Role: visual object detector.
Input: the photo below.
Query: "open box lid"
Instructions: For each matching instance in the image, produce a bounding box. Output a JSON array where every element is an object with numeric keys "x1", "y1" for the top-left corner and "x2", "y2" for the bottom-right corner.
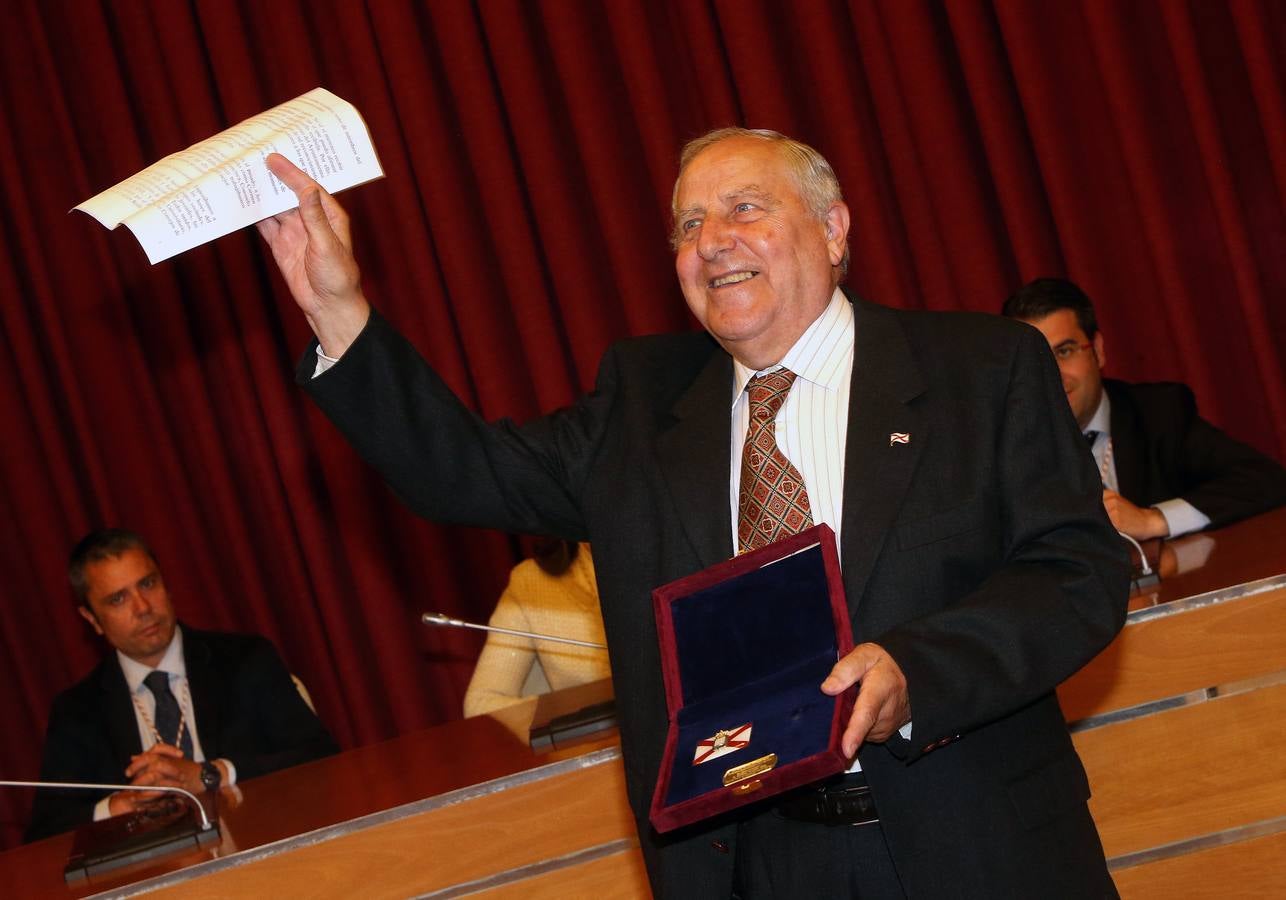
[{"x1": 653, "y1": 525, "x2": 850, "y2": 715}]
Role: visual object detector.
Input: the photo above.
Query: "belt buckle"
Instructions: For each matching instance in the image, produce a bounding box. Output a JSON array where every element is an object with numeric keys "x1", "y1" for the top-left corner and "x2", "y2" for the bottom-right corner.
[
  {"x1": 775, "y1": 780, "x2": 879, "y2": 826},
  {"x1": 824, "y1": 782, "x2": 878, "y2": 827}
]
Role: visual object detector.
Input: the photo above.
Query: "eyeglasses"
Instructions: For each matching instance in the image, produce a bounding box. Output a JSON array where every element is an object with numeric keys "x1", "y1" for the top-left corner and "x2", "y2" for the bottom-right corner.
[{"x1": 1051, "y1": 342, "x2": 1094, "y2": 364}]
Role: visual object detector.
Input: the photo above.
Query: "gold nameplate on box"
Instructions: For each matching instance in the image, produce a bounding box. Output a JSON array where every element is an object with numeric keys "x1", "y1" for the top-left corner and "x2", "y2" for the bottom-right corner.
[{"x1": 723, "y1": 752, "x2": 778, "y2": 787}]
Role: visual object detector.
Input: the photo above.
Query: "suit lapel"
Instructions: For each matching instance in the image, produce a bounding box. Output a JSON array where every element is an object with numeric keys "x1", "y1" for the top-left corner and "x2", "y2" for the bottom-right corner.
[
  {"x1": 840, "y1": 301, "x2": 927, "y2": 625},
  {"x1": 656, "y1": 350, "x2": 735, "y2": 570},
  {"x1": 1105, "y1": 381, "x2": 1146, "y2": 503},
  {"x1": 182, "y1": 627, "x2": 222, "y2": 758},
  {"x1": 99, "y1": 658, "x2": 142, "y2": 773}
]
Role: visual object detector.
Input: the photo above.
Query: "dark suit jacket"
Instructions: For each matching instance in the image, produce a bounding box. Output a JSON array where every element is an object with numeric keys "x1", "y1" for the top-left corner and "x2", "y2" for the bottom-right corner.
[
  {"x1": 26, "y1": 626, "x2": 338, "y2": 842},
  {"x1": 1106, "y1": 379, "x2": 1286, "y2": 528},
  {"x1": 300, "y1": 298, "x2": 1129, "y2": 898}
]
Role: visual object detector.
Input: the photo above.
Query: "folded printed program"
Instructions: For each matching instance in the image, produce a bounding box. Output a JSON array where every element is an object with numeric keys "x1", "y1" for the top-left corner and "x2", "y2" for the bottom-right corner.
[{"x1": 74, "y1": 87, "x2": 383, "y2": 264}]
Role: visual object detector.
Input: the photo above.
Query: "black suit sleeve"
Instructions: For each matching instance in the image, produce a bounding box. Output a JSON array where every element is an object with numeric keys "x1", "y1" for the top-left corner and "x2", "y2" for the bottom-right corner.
[
  {"x1": 297, "y1": 308, "x2": 607, "y2": 540},
  {"x1": 1158, "y1": 385, "x2": 1286, "y2": 528},
  {"x1": 25, "y1": 690, "x2": 122, "y2": 842},
  {"x1": 202, "y1": 635, "x2": 338, "y2": 782},
  {"x1": 876, "y1": 324, "x2": 1130, "y2": 757}
]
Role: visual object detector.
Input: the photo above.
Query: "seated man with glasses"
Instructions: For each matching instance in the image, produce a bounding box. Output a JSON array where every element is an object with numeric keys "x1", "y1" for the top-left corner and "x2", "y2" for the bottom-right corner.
[{"x1": 1003, "y1": 277, "x2": 1286, "y2": 540}]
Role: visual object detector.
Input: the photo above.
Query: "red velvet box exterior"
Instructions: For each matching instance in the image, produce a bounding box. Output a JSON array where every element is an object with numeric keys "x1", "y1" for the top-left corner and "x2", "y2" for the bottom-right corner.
[{"x1": 649, "y1": 525, "x2": 856, "y2": 833}]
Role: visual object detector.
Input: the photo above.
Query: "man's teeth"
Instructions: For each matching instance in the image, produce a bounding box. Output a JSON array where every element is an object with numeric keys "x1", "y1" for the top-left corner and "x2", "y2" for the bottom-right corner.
[{"x1": 711, "y1": 271, "x2": 756, "y2": 288}]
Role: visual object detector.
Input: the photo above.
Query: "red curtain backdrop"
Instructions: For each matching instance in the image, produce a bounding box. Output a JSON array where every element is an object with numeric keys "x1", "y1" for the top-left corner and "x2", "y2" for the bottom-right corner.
[{"x1": 2, "y1": 0, "x2": 1283, "y2": 847}]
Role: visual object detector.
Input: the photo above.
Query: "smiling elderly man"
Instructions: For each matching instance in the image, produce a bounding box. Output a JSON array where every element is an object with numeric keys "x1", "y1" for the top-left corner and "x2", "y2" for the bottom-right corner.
[
  {"x1": 26, "y1": 529, "x2": 337, "y2": 842},
  {"x1": 258, "y1": 128, "x2": 1128, "y2": 898}
]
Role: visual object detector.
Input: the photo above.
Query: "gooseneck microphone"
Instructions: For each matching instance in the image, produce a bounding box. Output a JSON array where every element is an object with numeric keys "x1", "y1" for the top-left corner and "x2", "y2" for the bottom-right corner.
[
  {"x1": 1116, "y1": 530, "x2": 1154, "y2": 577},
  {"x1": 0, "y1": 780, "x2": 215, "y2": 832},
  {"x1": 421, "y1": 611, "x2": 607, "y2": 649}
]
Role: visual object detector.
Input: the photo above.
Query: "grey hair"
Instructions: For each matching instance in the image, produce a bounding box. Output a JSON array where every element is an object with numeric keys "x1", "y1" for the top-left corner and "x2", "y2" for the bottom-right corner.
[{"x1": 670, "y1": 127, "x2": 849, "y2": 279}]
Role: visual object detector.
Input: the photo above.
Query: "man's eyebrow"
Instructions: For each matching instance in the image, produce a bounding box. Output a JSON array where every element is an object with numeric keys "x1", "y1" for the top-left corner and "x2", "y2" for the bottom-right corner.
[
  {"x1": 722, "y1": 185, "x2": 772, "y2": 204},
  {"x1": 675, "y1": 186, "x2": 776, "y2": 221},
  {"x1": 1052, "y1": 338, "x2": 1080, "y2": 348}
]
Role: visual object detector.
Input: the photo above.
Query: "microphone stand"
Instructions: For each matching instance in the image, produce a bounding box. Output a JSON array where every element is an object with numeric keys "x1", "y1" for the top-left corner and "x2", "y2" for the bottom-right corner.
[
  {"x1": 0, "y1": 780, "x2": 216, "y2": 832},
  {"x1": 421, "y1": 611, "x2": 607, "y2": 649}
]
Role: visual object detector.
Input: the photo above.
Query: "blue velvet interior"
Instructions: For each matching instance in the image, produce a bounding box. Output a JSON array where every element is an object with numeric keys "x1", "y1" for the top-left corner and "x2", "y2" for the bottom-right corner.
[{"x1": 664, "y1": 545, "x2": 838, "y2": 806}]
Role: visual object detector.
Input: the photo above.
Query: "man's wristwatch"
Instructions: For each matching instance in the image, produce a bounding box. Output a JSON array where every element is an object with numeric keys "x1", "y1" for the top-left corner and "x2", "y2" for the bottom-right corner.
[{"x1": 199, "y1": 761, "x2": 222, "y2": 792}]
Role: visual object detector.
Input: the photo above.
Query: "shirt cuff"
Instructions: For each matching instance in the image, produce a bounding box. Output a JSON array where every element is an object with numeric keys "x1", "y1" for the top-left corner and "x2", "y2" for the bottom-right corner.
[
  {"x1": 313, "y1": 344, "x2": 340, "y2": 378},
  {"x1": 843, "y1": 721, "x2": 913, "y2": 774},
  {"x1": 93, "y1": 794, "x2": 113, "y2": 821},
  {"x1": 1153, "y1": 498, "x2": 1210, "y2": 539},
  {"x1": 218, "y1": 758, "x2": 238, "y2": 786}
]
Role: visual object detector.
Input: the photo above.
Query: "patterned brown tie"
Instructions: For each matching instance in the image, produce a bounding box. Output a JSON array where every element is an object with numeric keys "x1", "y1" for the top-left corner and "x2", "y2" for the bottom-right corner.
[{"x1": 737, "y1": 369, "x2": 813, "y2": 553}]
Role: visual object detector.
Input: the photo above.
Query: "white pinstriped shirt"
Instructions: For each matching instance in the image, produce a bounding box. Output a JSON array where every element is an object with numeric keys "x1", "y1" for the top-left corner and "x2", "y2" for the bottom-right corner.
[
  {"x1": 729, "y1": 288, "x2": 853, "y2": 556},
  {"x1": 730, "y1": 290, "x2": 910, "y2": 762}
]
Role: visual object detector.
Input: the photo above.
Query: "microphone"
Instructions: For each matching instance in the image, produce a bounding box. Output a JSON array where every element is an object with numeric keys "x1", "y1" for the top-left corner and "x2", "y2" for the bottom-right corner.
[
  {"x1": 0, "y1": 780, "x2": 216, "y2": 832},
  {"x1": 421, "y1": 611, "x2": 607, "y2": 649},
  {"x1": 1116, "y1": 530, "x2": 1154, "y2": 577}
]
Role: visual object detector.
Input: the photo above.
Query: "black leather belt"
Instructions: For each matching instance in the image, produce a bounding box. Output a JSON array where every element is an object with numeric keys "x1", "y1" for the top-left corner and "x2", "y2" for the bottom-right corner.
[{"x1": 774, "y1": 773, "x2": 879, "y2": 826}]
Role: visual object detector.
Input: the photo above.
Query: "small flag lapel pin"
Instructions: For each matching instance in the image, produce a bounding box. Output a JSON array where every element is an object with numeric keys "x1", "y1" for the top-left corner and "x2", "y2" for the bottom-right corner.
[{"x1": 889, "y1": 432, "x2": 910, "y2": 445}]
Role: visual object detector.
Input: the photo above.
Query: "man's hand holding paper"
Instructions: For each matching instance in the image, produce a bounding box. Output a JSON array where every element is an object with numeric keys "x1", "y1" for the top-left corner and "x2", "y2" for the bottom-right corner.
[{"x1": 257, "y1": 153, "x2": 369, "y2": 359}]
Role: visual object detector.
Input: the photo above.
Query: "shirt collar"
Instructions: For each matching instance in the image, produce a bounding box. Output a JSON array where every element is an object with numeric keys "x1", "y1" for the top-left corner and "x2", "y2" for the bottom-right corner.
[
  {"x1": 117, "y1": 625, "x2": 187, "y2": 695},
  {"x1": 1084, "y1": 389, "x2": 1111, "y2": 437},
  {"x1": 731, "y1": 287, "x2": 853, "y2": 407}
]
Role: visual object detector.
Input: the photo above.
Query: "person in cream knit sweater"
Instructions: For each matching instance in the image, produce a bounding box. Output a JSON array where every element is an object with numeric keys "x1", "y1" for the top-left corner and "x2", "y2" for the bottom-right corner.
[{"x1": 463, "y1": 541, "x2": 609, "y2": 717}]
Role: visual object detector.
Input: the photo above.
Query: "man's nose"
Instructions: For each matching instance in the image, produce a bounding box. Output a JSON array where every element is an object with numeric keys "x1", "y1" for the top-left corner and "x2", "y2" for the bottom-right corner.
[
  {"x1": 697, "y1": 217, "x2": 734, "y2": 260},
  {"x1": 129, "y1": 589, "x2": 151, "y2": 615}
]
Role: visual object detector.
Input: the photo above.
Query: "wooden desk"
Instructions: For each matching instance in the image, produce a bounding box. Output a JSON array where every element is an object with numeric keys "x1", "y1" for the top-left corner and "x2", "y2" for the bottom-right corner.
[
  {"x1": 5, "y1": 510, "x2": 1283, "y2": 897},
  {"x1": 0, "y1": 694, "x2": 645, "y2": 899},
  {"x1": 1061, "y1": 508, "x2": 1286, "y2": 896},
  {"x1": 1127, "y1": 505, "x2": 1286, "y2": 612}
]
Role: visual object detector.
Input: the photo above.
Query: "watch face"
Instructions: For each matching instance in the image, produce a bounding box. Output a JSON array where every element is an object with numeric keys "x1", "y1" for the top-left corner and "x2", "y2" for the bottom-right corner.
[{"x1": 201, "y1": 762, "x2": 220, "y2": 790}]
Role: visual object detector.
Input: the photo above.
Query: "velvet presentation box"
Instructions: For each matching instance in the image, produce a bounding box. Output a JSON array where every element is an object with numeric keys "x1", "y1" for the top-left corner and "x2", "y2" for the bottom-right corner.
[{"x1": 649, "y1": 525, "x2": 856, "y2": 833}]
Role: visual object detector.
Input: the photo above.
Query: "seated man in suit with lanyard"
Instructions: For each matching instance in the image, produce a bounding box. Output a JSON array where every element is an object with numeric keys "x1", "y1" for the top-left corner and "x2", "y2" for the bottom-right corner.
[
  {"x1": 1003, "y1": 277, "x2": 1286, "y2": 540},
  {"x1": 26, "y1": 528, "x2": 338, "y2": 842}
]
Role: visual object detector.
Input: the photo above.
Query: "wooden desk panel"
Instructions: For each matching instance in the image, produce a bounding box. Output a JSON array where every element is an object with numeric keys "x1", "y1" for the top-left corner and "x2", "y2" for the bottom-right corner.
[
  {"x1": 1060, "y1": 585, "x2": 1286, "y2": 722},
  {"x1": 143, "y1": 751, "x2": 638, "y2": 899},
  {"x1": 478, "y1": 847, "x2": 650, "y2": 899},
  {"x1": 1076, "y1": 681, "x2": 1286, "y2": 859},
  {"x1": 1113, "y1": 828, "x2": 1286, "y2": 899}
]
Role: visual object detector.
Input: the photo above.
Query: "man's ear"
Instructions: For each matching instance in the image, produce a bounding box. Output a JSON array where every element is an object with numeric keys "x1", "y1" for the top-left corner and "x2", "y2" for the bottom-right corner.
[
  {"x1": 78, "y1": 604, "x2": 104, "y2": 636},
  {"x1": 1092, "y1": 332, "x2": 1107, "y2": 370},
  {"x1": 824, "y1": 202, "x2": 850, "y2": 266}
]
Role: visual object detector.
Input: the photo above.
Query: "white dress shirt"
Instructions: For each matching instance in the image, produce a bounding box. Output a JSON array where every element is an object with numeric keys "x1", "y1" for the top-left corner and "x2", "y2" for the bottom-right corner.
[
  {"x1": 729, "y1": 288, "x2": 853, "y2": 554},
  {"x1": 1084, "y1": 393, "x2": 1209, "y2": 538},
  {"x1": 728, "y1": 289, "x2": 910, "y2": 766}
]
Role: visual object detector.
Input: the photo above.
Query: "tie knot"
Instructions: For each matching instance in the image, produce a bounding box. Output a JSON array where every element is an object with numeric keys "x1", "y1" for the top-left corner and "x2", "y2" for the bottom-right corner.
[
  {"x1": 144, "y1": 670, "x2": 172, "y2": 698},
  {"x1": 747, "y1": 369, "x2": 798, "y2": 423}
]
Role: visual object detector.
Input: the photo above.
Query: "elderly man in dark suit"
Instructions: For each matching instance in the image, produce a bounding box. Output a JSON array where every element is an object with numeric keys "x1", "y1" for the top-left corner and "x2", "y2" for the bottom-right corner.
[
  {"x1": 1003, "y1": 277, "x2": 1286, "y2": 541},
  {"x1": 26, "y1": 529, "x2": 338, "y2": 842},
  {"x1": 258, "y1": 129, "x2": 1128, "y2": 898}
]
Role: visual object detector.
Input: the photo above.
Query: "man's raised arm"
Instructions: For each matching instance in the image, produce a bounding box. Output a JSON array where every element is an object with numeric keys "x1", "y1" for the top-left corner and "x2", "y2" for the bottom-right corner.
[{"x1": 257, "y1": 153, "x2": 370, "y2": 359}]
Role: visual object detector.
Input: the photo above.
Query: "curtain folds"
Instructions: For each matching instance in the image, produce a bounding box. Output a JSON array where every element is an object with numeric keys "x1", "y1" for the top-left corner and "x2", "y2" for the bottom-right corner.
[{"x1": 2, "y1": 0, "x2": 1283, "y2": 847}]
